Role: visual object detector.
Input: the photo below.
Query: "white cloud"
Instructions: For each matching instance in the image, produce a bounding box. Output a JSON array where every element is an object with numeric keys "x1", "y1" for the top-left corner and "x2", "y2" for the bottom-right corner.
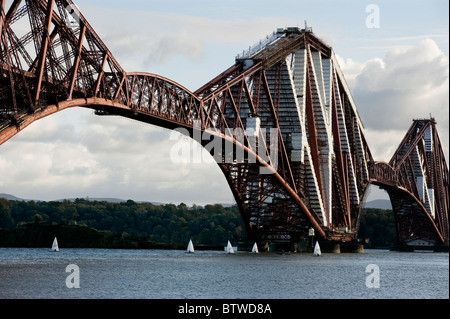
[
  {"x1": 341, "y1": 39, "x2": 449, "y2": 162},
  {"x1": 144, "y1": 31, "x2": 205, "y2": 65},
  {"x1": 84, "y1": 4, "x2": 297, "y2": 73},
  {"x1": 335, "y1": 55, "x2": 367, "y2": 88},
  {"x1": 0, "y1": 107, "x2": 233, "y2": 204}
]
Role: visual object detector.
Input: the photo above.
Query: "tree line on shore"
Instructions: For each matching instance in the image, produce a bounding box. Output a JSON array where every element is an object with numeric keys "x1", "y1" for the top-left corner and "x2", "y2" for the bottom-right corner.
[{"x1": 0, "y1": 198, "x2": 395, "y2": 249}]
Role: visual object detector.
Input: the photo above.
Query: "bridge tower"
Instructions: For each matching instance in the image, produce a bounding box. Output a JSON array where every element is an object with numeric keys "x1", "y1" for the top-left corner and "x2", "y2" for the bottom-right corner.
[{"x1": 195, "y1": 27, "x2": 372, "y2": 246}]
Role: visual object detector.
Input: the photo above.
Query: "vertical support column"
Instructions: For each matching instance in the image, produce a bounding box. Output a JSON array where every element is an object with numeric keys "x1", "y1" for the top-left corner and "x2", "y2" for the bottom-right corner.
[
  {"x1": 1, "y1": 0, "x2": 20, "y2": 119},
  {"x1": 34, "y1": 0, "x2": 54, "y2": 106},
  {"x1": 0, "y1": 0, "x2": 5, "y2": 39},
  {"x1": 68, "y1": 23, "x2": 86, "y2": 100},
  {"x1": 305, "y1": 59, "x2": 322, "y2": 195},
  {"x1": 94, "y1": 53, "x2": 108, "y2": 97},
  {"x1": 331, "y1": 81, "x2": 351, "y2": 229}
]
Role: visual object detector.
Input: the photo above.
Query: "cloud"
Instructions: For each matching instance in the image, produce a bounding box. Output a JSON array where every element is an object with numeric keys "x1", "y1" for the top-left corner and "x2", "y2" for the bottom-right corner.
[
  {"x1": 0, "y1": 107, "x2": 233, "y2": 204},
  {"x1": 340, "y1": 39, "x2": 449, "y2": 162},
  {"x1": 144, "y1": 31, "x2": 205, "y2": 65},
  {"x1": 356, "y1": 39, "x2": 448, "y2": 93},
  {"x1": 84, "y1": 4, "x2": 297, "y2": 72}
]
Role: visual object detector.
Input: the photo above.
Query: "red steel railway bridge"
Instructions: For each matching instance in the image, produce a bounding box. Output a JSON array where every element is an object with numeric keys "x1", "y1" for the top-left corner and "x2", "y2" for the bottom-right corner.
[{"x1": 1, "y1": 0, "x2": 448, "y2": 251}]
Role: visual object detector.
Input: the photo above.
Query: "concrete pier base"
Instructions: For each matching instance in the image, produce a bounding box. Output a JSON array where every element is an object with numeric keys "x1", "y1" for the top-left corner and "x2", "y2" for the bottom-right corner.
[
  {"x1": 238, "y1": 240, "x2": 365, "y2": 253},
  {"x1": 320, "y1": 241, "x2": 364, "y2": 253},
  {"x1": 300, "y1": 240, "x2": 364, "y2": 253}
]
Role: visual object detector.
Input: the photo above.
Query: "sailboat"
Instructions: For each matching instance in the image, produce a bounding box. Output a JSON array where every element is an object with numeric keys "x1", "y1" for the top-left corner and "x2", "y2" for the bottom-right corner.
[
  {"x1": 225, "y1": 240, "x2": 235, "y2": 254},
  {"x1": 186, "y1": 239, "x2": 194, "y2": 253},
  {"x1": 313, "y1": 241, "x2": 321, "y2": 256},
  {"x1": 51, "y1": 237, "x2": 59, "y2": 252},
  {"x1": 251, "y1": 242, "x2": 259, "y2": 254}
]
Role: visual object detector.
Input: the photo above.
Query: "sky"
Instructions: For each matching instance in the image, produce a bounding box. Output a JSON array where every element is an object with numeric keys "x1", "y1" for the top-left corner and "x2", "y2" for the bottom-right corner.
[{"x1": 0, "y1": 0, "x2": 448, "y2": 205}]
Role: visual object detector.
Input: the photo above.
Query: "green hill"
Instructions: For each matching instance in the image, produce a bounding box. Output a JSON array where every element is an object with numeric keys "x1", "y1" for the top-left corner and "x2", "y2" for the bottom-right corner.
[{"x1": 0, "y1": 197, "x2": 395, "y2": 249}]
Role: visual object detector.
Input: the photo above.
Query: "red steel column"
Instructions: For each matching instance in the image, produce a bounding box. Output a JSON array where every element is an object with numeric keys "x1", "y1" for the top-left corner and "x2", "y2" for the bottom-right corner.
[
  {"x1": 34, "y1": 0, "x2": 54, "y2": 106},
  {"x1": 68, "y1": 23, "x2": 86, "y2": 99}
]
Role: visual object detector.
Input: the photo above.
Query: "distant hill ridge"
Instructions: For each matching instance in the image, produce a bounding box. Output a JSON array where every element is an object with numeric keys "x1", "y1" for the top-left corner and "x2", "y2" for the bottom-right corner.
[
  {"x1": 0, "y1": 193, "x2": 28, "y2": 201},
  {"x1": 1, "y1": 193, "x2": 391, "y2": 210},
  {"x1": 0, "y1": 193, "x2": 162, "y2": 205},
  {"x1": 363, "y1": 199, "x2": 392, "y2": 210}
]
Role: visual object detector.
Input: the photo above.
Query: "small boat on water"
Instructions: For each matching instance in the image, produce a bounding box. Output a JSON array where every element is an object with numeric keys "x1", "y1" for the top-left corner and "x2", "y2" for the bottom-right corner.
[
  {"x1": 51, "y1": 237, "x2": 59, "y2": 252},
  {"x1": 314, "y1": 241, "x2": 321, "y2": 256},
  {"x1": 251, "y1": 242, "x2": 259, "y2": 254},
  {"x1": 186, "y1": 239, "x2": 194, "y2": 253},
  {"x1": 225, "y1": 240, "x2": 235, "y2": 254}
]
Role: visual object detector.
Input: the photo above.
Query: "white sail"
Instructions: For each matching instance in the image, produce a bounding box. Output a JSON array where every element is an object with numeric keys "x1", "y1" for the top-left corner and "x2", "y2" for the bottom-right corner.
[
  {"x1": 251, "y1": 242, "x2": 259, "y2": 253},
  {"x1": 187, "y1": 239, "x2": 194, "y2": 253},
  {"x1": 226, "y1": 240, "x2": 235, "y2": 254},
  {"x1": 314, "y1": 241, "x2": 321, "y2": 256},
  {"x1": 51, "y1": 237, "x2": 59, "y2": 252}
]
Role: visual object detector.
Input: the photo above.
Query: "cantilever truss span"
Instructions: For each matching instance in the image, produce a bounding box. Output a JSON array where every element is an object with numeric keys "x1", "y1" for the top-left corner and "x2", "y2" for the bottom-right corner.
[
  {"x1": 1, "y1": 0, "x2": 448, "y2": 248},
  {"x1": 370, "y1": 119, "x2": 449, "y2": 249}
]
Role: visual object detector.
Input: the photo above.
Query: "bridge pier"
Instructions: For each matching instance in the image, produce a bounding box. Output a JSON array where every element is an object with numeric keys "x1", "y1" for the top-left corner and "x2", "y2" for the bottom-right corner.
[
  {"x1": 238, "y1": 240, "x2": 365, "y2": 253},
  {"x1": 312, "y1": 240, "x2": 364, "y2": 253}
]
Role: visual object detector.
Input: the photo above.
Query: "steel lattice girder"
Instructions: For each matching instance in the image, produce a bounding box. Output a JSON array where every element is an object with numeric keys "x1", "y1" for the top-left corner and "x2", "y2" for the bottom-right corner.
[{"x1": 371, "y1": 119, "x2": 449, "y2": 246}]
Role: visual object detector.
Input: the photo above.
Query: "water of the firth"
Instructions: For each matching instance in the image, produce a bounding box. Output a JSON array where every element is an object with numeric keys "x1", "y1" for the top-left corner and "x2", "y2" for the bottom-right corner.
[{"x1": 0, "y1": 248, "x2": 448, "y2": 299}]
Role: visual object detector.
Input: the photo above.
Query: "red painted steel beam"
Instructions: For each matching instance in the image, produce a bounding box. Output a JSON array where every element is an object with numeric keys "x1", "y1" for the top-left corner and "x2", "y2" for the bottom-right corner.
[
  {"x1": 94, "y1": 53, "x2": 108, "y2": 97},
  {"x1": 4, "y1": 0, "x2": 21, "y2": 25},
  {"x1": 374, "y1": 182, "x2": 445, "y2": 244},
  {"x1": 127, "y1": 72, "x2": 201, "y2": 102},
  {"x1": 34, "y1": 0, "x2": 54, "y2": 106},
  {"x1": 0, "y1": 0, "x2": 5, "y2": 38},
  {"x1": 431, "y1": 124, "x2": 449, "y2": 242},
  {"x1": 200, "y1": 62, "x2": 262, "y2": 102},
  {"x1": 194, "y1": 64, "x2": 241, "y2": 96},
  {"x1": 68, "y1": 23, "x2": 86, "y2": 99},
  {"x1": 390, "y1": 120, "x2": 431, "y2": 168},
  {"x1": 331, "y1": 80, "x2": 351, "y2": 226},
  {"x1": 304, "y1": 54, "x2": 323, "y2": 197}
]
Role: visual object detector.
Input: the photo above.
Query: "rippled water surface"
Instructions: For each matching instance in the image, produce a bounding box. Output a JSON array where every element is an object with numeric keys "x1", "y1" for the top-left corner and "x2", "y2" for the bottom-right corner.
[{"x1": 0, "y1": 248, "x2": 448, "y2": 299}]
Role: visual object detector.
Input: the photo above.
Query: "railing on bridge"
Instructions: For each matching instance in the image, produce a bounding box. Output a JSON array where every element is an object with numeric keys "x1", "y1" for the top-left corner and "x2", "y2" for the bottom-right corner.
[{"x1": 369, "y1": 162, "x2": 398, "y2": 187}]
